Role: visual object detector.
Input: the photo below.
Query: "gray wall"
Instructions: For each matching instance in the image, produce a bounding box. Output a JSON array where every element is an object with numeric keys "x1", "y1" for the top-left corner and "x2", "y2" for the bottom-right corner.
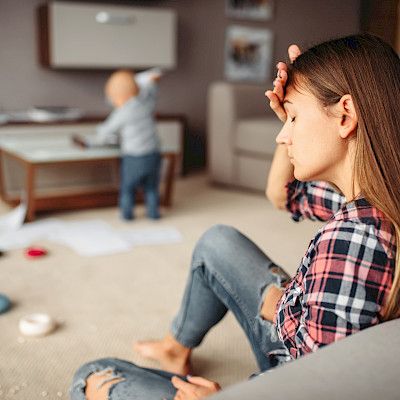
[{"x1": 0, "y1": 0, "x2": 361, "y2": 168}]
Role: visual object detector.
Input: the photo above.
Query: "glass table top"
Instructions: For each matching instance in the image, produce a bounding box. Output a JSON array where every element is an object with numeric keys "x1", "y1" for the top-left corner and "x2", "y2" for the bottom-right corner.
[{"x1": 0, "y1": 135, "x2": 120, "y2": 163}]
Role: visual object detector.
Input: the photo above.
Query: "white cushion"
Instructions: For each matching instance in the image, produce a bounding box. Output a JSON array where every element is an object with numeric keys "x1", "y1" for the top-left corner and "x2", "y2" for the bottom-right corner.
[
  {"x1": 235, "y1": 118, "x2": 282, "y2": 156},
  {"x1": 236, "y1": 155, "x2": 271, "y2": 191}
]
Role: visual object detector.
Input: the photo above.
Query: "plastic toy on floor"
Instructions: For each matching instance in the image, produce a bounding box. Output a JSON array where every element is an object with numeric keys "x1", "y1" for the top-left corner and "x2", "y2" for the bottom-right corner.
[{"x1": 0, "y1": 293, "x2": 11, "y2": 314}]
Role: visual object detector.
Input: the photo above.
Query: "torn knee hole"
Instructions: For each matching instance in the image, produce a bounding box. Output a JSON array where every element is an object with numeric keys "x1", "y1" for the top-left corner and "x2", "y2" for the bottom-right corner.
[{"x1": 85, "y1": 369, "x2": 125, "y2": 400}]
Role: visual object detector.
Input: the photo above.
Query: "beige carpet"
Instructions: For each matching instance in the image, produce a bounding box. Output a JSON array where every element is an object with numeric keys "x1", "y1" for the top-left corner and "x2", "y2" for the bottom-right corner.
[{"x1": 0, "y1": 174, "x2": 321, "y2": 399}]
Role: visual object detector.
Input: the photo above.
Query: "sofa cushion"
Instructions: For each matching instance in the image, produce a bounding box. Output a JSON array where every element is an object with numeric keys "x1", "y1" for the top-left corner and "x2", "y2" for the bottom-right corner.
[
  {"x1": 213, "y1": 318, "x2": 400, "y2": 400},
  {"x1": 236, "y1": 155, "x2": 271, "y2": 191},
  {"x1": 235, "y1": 118, "x2": 282, "y2": 156}
]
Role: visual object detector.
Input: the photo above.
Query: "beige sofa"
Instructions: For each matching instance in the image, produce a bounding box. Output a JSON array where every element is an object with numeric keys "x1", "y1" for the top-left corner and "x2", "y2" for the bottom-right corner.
[
  {"x1": 207, "y1": 81, "x2": 283, "y2": 191},
  {"x1": 212, "y1": 318, "x2": 400, "y2": 400}
]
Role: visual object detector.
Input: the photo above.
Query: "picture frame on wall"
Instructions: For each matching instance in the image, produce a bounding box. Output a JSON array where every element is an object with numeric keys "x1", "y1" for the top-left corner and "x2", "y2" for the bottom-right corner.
[
  {"x1": 226, "y1": 0, "x2": 274, "y2": 21},
  {"x1": 224, "y1": 25, "x2": 273, "y2": 83}
]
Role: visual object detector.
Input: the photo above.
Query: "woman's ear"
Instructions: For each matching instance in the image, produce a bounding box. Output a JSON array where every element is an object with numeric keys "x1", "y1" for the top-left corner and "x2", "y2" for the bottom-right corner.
[{"x1": 337, "y1": 94, "x2": 358, "y2": 139}]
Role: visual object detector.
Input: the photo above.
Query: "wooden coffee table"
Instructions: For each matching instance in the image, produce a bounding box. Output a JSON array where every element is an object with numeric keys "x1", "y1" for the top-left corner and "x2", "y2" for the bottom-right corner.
[{"x1": 0, "y1": 136, "x2": 177, "y2": 221}]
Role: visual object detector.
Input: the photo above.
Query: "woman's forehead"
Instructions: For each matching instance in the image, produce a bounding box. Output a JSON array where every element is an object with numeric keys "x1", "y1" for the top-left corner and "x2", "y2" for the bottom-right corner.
[{"x1": 284, "y1": 85, "x2": 317, "y2": 106}]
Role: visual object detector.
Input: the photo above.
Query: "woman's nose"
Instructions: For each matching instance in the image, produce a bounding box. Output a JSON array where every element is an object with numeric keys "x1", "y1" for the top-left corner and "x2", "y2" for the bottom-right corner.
[{"x1": 275, "y1": 124, "x2": 292, "y2": 145}]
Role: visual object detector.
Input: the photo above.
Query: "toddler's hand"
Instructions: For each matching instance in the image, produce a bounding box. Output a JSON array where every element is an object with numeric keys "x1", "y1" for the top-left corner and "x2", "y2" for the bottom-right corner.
[{"x1": 71, "y1": 134, "x2": 88, "y2": 149}]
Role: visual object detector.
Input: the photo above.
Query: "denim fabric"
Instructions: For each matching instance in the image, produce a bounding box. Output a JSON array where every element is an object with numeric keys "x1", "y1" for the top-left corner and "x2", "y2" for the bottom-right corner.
[
  {"x1": 119, "y1": 152, "x2": 161, "y2": 220},
  {"x1": 171, "y1": 224, "x2": 288, "y2": 371},
  {"x1": 71, "y1": 225, "x2": 289, "y2": 398},
  {"x1": 70, "y1": 358, "x2": 184, "y2": 400}
]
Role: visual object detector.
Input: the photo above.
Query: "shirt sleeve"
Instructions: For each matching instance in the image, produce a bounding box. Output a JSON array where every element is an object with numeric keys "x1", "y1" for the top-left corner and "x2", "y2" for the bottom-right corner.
[
  {"x1": 294, "y1": 221, "x2": 392, "y2": 356},
  {"x1": 135, "y1": 68, "x2": 162, "y2": 86},
  {"x1": 85, "y1": 109, "x2": 123, "y2": 147},
  {"x1": 135, "y1": 68, "x2": 162, "y2": 99},
  {"x1": 285, "y1": 179, "x2": 346, "y2": 222}
]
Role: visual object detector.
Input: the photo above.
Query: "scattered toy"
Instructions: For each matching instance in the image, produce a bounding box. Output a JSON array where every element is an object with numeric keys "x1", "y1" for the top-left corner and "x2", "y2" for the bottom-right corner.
[
  {"x1": 24, "y1": 246, "x2": 48, "y2": 259},
  {"x1": 19, "y1": 313, "x2": 56, "y2": 337},
  {"x1": 0, "y1": 294, "x2": 11, "y2": 314}
]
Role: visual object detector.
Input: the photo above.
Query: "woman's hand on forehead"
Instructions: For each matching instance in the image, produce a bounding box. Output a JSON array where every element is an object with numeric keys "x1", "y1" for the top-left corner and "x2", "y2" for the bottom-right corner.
[
  {"x1": 265, "y1": 44, "x2": 301, "y2": 123},
  {"x1": 273, "y1": 69, "x2": 287, "y2": 103},
  {"x1": 288, "y1": 44, "x2": 301, "y2": 63}
]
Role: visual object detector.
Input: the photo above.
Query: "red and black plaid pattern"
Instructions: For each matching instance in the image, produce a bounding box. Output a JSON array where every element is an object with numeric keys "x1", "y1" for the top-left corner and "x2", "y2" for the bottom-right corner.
[
  {"x1": 273, "y1": 180, "x2": 396, "y2": 361},
  {"x1": 286, "y1": 179, "x2": 345, "y2": 222}
]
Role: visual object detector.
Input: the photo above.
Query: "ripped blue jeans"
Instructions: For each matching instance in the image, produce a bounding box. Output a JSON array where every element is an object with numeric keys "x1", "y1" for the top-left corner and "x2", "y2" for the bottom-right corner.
[
  {"x1": 71, "y1": 358, "x2": 182, "y2": 400},
  {"x1": 70, "y1": 225, "x2": 289, "y2": 399},
  {"x1": 170, "y1": 224, "x2": 288, "y2": 371}
]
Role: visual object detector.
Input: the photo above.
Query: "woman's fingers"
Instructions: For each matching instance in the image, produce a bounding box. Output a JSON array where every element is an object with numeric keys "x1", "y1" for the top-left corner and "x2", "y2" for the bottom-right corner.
[
  {"x1": 265, "y1": 90, "x2": 287, "y2": 123},
  {"x1": 273, "y1": 74, "x2": 286, "y2": 102},
  {"x1": 187, "y1": 376, "x2": 212, "y2": 387},
  {"x1": 171, "y1": 376, "x2": 193, "y2": 391},
  {"x1": 174, "y1": 391, "x2": 184, "y2": 400},
  {"x1": 266, "y1": 44, "x2": 301, "y2": 122},
  {"x1": 288, "y1": 44, "x2": 301, "y2": 63},
  {"x1": 187, "y1": 376, "x2": 220, "y2": 390},
  {"x1": 276, "y1": 61, "x2": 288, "y2": 72},
  {"x1": 279, "y1": 69, "x2": 288, "y2": 86}
]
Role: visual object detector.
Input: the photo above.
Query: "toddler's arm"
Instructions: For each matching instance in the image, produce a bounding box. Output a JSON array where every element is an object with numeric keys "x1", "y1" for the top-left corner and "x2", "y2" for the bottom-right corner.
[
  {"x1": 76, "y1": 110, "x2": 123, "y2": 148},
  {"x1": 135, "y1": 68, "x2": 163, "y2": 87}
]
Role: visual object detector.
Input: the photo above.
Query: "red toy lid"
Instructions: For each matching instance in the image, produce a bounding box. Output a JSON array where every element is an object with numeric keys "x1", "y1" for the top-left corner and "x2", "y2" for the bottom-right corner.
[{"x1": 25, "y1": 247, "x2": 48, "y2": 258}]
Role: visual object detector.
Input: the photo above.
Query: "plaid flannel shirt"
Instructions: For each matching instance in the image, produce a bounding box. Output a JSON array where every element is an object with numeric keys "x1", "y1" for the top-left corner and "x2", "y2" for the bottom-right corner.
[{"x1": 272, "y1": 179, "x2": 396, "y2": 361}]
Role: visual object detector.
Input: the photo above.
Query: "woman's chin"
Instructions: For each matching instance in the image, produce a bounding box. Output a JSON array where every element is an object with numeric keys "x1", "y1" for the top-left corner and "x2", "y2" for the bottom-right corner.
[
  {"x1": 293, "y1": 168, "x2": 315, "y2": 182},
  {"x1": 293, "y1": 168, "x2": 303, "y2": 181}
]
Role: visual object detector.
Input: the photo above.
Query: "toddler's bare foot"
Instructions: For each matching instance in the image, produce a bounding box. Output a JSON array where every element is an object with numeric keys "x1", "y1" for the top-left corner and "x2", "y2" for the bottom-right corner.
[{"x1": 133, "y1": 334, "x2": 192, "y2": 375}]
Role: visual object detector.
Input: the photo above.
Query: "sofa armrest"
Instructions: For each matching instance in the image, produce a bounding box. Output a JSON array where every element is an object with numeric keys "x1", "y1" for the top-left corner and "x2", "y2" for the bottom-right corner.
[
  {"x1": 211, "y1": 319, "x2": 400, "y2": 400},
  {"x1": 229, "y1": 83, "x2": 271, "y2": 120},
  {"x1": 207, "y1": 82, "x2": 271, "y2": 185}
]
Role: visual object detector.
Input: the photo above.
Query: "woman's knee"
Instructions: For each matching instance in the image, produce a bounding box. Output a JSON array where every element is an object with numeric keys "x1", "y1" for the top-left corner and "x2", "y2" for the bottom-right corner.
[
  {"x1": 192, "y1": 224, "x2": 244, "y2": 272},
  {"x1": 195, "y1": 224, "x2": 236, "y2": 252},
  {"x1": 85, "y1": 372, "x2": 124, "y2": 400},
  {"x1": 71, "y1": 359, "x2": 123, "y2": 400}
]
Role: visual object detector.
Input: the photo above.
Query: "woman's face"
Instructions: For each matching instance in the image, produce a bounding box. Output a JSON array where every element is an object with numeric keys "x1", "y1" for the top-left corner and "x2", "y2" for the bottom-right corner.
[{"x1": 276, "y1": 85, "x2": 347, "y2": 182}]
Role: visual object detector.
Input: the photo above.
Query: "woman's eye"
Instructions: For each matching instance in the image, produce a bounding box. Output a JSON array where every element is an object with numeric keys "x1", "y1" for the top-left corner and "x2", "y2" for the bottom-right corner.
[{"x1": 290, "y1": 117, "x2": 296, "y2": 123}]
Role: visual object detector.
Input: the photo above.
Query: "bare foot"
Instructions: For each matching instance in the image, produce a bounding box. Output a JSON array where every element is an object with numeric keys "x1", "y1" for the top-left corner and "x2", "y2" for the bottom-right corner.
[{"x1": 133, "y1": 334, "x2": 192, "y2": 375}]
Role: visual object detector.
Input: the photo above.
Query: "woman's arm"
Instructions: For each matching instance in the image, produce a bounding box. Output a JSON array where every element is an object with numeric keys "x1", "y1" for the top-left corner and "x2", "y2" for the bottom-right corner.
[
  {"x1": 266, "y1": 144, "x2": 294, "y2": 210},
  {"x1": 265, "y1": 49, "x2": 299, "y2": 209}
]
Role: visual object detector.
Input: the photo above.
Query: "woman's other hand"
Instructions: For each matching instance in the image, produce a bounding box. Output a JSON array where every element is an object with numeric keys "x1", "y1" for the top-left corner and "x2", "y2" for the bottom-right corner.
[
  {"x1": 265, "y1": 44, "x2": 301, "y2": 123},
  {"x1": 172, "y1": 375, "x2": 221, "y2": 400},
  {"x1": 260, "y1": 285, "x2": 285, "y2": 322}
]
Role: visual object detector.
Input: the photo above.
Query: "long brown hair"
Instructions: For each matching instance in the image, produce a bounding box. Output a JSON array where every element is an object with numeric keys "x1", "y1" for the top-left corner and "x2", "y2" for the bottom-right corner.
[{"x1": 287, "y1": 34, "x2": 400, "y2": 320}]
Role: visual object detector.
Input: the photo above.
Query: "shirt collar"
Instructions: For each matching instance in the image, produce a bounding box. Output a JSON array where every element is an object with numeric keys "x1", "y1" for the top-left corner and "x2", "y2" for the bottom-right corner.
[{"x1": 334, "y1": 196, "x2": 388, "y2": 222}]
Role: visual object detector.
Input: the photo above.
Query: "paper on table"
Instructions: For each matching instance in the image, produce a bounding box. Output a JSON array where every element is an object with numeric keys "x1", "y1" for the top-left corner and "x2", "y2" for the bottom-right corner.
[
  {"x1": 119, "y1": 227, "x2": 183, "y2": 246},
  {"x1": 50, "y1": 220, "x2": 132, "y2": 257}
]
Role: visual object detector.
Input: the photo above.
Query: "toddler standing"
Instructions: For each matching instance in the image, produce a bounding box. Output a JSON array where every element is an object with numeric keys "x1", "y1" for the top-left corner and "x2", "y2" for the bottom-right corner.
[{"x1": 73, "y1": 69, "x2": 162, "y2": 220}]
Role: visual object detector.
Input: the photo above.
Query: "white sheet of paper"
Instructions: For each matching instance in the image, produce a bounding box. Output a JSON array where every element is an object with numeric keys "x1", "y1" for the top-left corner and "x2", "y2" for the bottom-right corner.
[
  {"x1": 0, "y1": 214, "x2": 182, "y2": 255},
  {"x1": 119, "y1": 227, "x2": 183, "y2": 246},
  {"x1": 50, "y1": 220, "x2": 132, "y2": 257},
  {"x1": 0, "y1": 218, "x2": 61, "y2": 251},
  {"x1": 0, "y1": 202, "x2": 27, "y2": 234}
]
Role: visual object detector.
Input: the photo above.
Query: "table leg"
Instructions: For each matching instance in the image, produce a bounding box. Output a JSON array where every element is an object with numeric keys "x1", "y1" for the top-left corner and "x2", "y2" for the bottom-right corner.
[
  {"x1": 114, "y1": 158, "x2": 121, "y2": 188},
  {"x1": 163, "y1": 153, "x2": 176, "y2": 207},
  {"x1": 25, "y1": 163, "x2": 36, "y2": 222}
]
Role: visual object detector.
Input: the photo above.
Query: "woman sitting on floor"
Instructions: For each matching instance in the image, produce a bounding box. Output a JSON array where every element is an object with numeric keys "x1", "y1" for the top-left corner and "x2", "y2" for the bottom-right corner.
[{"x1": 71, "y1": 33, "x2": 400, "y2": 400}]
